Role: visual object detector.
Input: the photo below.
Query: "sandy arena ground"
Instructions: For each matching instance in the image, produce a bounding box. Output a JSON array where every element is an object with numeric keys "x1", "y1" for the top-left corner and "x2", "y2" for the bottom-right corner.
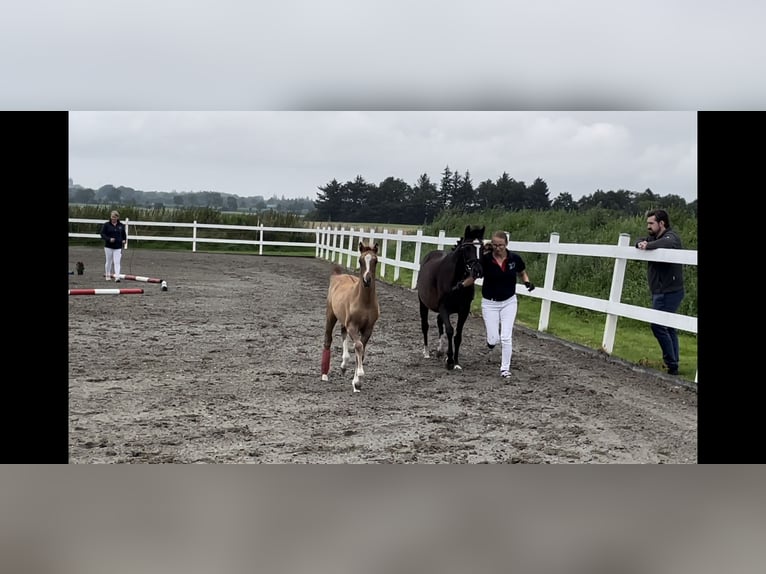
[{"x1": 68, "y1": 246, "x2": 697, "y2": 463}]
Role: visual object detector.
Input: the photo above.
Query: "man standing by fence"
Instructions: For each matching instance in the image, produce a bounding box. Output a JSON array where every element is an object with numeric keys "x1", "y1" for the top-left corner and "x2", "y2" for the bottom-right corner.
[{"x1": 635, "y1": 209, "x2": 685, "y2": 375}]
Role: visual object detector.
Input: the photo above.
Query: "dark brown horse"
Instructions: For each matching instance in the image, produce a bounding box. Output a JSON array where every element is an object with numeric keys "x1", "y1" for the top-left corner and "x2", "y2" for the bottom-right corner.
[
  {"x1": 321, "y1": 242, "x2": 380, "y2": 392},
  {"x1": 416, "y1": 225, "x2": 485, "y2": 370}
]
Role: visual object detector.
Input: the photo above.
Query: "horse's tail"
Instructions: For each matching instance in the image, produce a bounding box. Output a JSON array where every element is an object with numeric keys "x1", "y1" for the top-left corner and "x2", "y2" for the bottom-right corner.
[{"x1": 331, "y1": 264, "x2": 344, "y2": 275}]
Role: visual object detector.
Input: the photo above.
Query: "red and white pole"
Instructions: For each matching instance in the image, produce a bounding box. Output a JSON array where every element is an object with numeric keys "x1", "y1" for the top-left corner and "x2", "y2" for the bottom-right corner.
[
  {"x1": 69, "y1": 288, "x2": 144, "y2": 296},
  {"x1": 111, "y1": 273, "x2": 162, "y2": 284}
]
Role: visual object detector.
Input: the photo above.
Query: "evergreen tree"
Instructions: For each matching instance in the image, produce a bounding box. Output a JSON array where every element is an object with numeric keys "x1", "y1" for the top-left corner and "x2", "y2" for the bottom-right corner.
[
  {"x1": 314, "y1": 178, "x2": 344, "y2": 221},
  {"x1": 525, "y1": 177, "x2": 552, "y2": 210},
  {"x1": 451, "y1": 170, "x2": 477, "y2": 212},
  {"x1": 551, "y1": 191, "x2": 577, "y2": 212},
  {"x1": 475, "y1": 178, "x2": 496, "y2": 210},
  {"x1": 411, "y1": 173, "x2": 439, "y2": 224},
  {"x1": 374, "y1": 176, "x2": 412, "y2": 222},
  {"x1": 344, "y1": 175, "x2": 375, "y2": 221},
  {"x1": 438, "y1": 165, "x2": 454, "y2": 209},
  {"x1": 493, "y1": 172, "x2": 515, "y2": 209}
]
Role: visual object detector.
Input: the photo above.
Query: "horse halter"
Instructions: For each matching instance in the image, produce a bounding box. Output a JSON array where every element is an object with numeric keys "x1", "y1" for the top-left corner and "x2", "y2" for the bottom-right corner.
[{"x1": 458, "y1": 239, "x2": 483, "y2": 279}]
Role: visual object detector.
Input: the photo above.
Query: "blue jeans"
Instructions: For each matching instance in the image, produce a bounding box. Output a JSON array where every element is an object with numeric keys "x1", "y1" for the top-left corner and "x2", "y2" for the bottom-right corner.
[{"x1": 651, "y1": 289, "x2": 684, "y2": 371}]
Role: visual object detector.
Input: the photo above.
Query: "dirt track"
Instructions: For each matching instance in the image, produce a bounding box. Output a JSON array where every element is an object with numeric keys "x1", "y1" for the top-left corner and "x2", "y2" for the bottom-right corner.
[{"x1": 68, "y1": 246, "x2": 697, "y2": 463}]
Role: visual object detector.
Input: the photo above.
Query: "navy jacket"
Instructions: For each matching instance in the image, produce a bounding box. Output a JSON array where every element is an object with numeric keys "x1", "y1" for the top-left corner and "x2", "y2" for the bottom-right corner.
[{"x1": 100, "y1": 220, "x2": 127, "y2": 249}]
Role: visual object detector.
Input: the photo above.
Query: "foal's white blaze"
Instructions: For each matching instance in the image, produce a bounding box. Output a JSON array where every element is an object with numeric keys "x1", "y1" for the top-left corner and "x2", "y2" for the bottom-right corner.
[{"x1": 362, "y1": 252, "x2": 373, "y2": 284}]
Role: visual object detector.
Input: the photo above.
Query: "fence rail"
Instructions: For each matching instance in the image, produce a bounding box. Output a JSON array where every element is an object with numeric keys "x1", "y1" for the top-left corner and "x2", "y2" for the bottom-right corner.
[{"x1": 70, "y1": 218, "x2": 698, "y2": 382}]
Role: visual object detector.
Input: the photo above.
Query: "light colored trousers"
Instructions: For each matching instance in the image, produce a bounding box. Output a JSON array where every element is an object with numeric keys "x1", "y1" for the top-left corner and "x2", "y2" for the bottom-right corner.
[
  {"x1": 104, "y1": 247, "x2": 123, "y2": 278},
  {"x1": 481, "y1": 294, "x2": 518, "y2": 373}
]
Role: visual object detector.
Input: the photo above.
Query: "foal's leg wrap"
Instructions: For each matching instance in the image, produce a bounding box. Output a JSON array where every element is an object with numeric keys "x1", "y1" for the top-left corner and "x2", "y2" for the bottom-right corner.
[{"x1": 321, "y1": 347, "x2": 331, "y2": 380}]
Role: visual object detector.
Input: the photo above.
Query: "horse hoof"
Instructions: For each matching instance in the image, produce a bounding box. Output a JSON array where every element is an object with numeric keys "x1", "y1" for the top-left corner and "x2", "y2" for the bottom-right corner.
[
  {"x1": 321, "y1": 374, "x2": 329, "y2": 382},
  {"x1": 453, "y1": 364, "x2": 463, "y2": 370}
]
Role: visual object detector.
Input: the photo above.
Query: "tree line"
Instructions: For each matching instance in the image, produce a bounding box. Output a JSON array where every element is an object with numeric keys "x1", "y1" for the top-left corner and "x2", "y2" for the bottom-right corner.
[
  {"x1": 69, "y1": 165, "x2": 697, "y2": 224},
  {"x1": 68, "y1": 180, "x2": 314, "y2": 215},
  {"x1": 311, "y1": 166, "x2": 697, "y2": 224}
]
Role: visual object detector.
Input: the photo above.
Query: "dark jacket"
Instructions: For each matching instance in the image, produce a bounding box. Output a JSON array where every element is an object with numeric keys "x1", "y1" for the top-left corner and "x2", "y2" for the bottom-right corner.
[
  {"x1": 636, "y1": 228, "x2": 684, "y2": 294},
  {"x1": 480, "y1": 249, "x2": 526, "y2": 301},
  {"x1": 100, "y1": 220, "x2": 127, "y2": 249}
]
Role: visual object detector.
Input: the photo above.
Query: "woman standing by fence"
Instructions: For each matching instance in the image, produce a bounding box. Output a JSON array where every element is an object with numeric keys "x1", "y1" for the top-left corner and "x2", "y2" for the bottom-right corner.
[{"x1": 100, "y1": 210, "x2": 127, "y2": 281}]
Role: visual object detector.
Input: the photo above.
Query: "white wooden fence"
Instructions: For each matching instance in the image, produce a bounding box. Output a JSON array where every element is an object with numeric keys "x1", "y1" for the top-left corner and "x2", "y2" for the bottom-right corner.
[
  {"x1": 68, "y1": 218, "x2": 316, "y2": 254},
  {"x1": 69, "y1": 218, "x2": 698, "y2": 382}
]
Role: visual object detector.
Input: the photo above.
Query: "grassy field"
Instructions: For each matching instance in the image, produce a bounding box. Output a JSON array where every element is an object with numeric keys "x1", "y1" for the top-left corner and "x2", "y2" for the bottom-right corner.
[{"x1": 509, "y1": 298, "x2": 697, "y2": 381}]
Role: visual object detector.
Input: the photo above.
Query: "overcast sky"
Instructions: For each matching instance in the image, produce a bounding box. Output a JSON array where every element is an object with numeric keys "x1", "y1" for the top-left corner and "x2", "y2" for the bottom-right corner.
[
  {"x1": 3, "y1": 1, "x2": 764, "y2": 111},
  {"x1": 69, "y1": 111, "x2": 697, "y2": 202},
  {"x1": 7, "y1": 2, "x2": 761, "y2": 203}
]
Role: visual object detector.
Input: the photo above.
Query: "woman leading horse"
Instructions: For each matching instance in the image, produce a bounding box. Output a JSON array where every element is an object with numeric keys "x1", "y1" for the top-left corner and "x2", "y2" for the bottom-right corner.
[{"x1": 416, "y1": 225, "x2": 485, "y2": 370}]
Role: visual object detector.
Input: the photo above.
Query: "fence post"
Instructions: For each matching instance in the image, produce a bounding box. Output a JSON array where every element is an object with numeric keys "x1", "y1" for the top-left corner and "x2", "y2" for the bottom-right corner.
[
  {"x1": 436, "y1": 230, "x2": 446, "y2": 251},
  {"x1": 538, "y1": 232, "x2": 559, "y2": 332},
  {"x1": 330, "y1": 227, "x2": 338, "y2": 263},
  {"x1": 124, "y1": 217, "x2": 130, "y2": 250},
  {"x1": 394, "y1": 229, "x2": 404, "y2": 283},
  {"x1": 380, "y1": 228, "x2": 388, "y2": 278},
  {"x1": 315, "y1": 228, "x2": 321, "y2": 259},
  {"x1": 602, "y1": 233, "x2": 631, "y2": 354},
  {"x1": 411, "y1": 229, "x2": 424, "y2": 289},
  {"x1": 258, "y1": 223, "x2": 264, "y2": 255},
  {"x1": 346, "y1": 228, "x2": 355, "y2": 268},
  {"x1": 192, "y1": 220, "x2": 198, "y2": 252}
]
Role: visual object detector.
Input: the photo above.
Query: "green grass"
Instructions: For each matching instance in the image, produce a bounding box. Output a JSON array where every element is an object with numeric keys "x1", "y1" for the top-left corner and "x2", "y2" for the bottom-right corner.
[{"x1": 487, "y1": 297, "x2": 698, "y2": 381}]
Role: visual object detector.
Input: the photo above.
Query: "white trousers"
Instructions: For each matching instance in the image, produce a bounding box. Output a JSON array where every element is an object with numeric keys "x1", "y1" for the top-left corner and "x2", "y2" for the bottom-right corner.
[
  {"x1": 104, "y1": 248, "x2": 123, "y2": 278},
  {"x1": 481, "y1": 295, "x2": 518, "y2": 373}
]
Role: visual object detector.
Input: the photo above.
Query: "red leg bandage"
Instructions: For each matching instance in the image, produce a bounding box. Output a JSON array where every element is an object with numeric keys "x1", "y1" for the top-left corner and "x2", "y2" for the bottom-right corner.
[{"x1": 321, "y1": 348, "x2": 331, "y2": 375}]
